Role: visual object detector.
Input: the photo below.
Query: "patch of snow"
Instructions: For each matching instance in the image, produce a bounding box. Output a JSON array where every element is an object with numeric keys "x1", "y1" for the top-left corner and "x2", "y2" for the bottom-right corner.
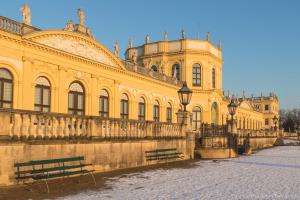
[{"x1": 58, "y1": 146, "x2": 300, "y2": 200}]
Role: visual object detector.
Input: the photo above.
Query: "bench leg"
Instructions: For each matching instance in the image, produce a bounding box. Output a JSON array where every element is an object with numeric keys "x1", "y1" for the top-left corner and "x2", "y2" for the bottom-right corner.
[
  {"x1": 44, "y1": 180, "x2": 50, "y2": 193},
  {"x1": 89, "y1": 172, "x2": 96, "y2": 186}
]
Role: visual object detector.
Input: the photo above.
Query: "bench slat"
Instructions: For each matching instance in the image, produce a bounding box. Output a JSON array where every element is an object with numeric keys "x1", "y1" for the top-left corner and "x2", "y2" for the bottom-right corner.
[
  {"x1": 145, "y1": 152, "x2": 181, "y2": 158},
  {"x1": 147, "y1": 155, "x2": 180, "y2": 161},
  {"x1": 29, "y1": 156, "x2": 84, "y2": 165},
  {"x1": 15, "y1": 164, "x2": 92, "y2": 175},
  {"x1": 145, "y1": 148, "x2": 177, "y2": 153},
  {"x1": 32, "y1": 170, "x2": 93, "y2": 180}
]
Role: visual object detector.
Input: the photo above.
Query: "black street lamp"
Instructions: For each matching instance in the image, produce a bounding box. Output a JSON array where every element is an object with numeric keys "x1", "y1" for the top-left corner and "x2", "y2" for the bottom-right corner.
[
  {"x1": 227, "y1": 97, "x2": 238, "y2": 120},
  {"x1": 178, "y1": 81, "x2": 192, "y2": 111}
]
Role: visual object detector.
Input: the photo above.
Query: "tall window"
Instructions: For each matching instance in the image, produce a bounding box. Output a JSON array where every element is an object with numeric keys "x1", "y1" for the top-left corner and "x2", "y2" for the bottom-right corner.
[
  {"x1": 166, "y1": 103, "x2": 172, "y2": 123},
  {"x1": 68, "y1": 82, "x2": 85, "y2": 115},
  {"x1": 151, "y1": 65, "x2": 158, "y2": 72},
  {"x1": 192, "y1": 64, "x2": 201, "y2": 86},
  {"x1": 192, "y1": 107, "x2": 202, "y2": 131},
  {"x1": 120, "y1": 93, "x2": 129, "y2": 119},
  {"x1": 138, "y1": 97, "x2": 146, "y2": 121},
  {"x1": 153, "y1": 100, "x2": 160, "y2": 122},
  {"x1": 211, "y1": 102, "x2": 219, "y2": 125},
  {"x1": 34, "y1": 77, "x2": 51, "y2": 112},
  {"x1": 212, "y1": 68, "x2": 216, "y2": 88},
  {"x1": 172, "y1": 64, "x2": 180, "y2": 80},
  {"x1": 0, "y1": 68, "x2": 13, "y2": 108},
  {"x1": 99, "y1": 89, "x2": 109, "y2": 117}
]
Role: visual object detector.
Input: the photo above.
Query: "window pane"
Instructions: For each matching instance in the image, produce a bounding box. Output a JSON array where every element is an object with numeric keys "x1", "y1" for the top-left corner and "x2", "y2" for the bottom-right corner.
[
  {"x1": 0, "y1": 83, "x2": 2, "y2": 100},
  {"x1": 3, "y1": 82, "x2": 12, "y2": 101},
  {"x1": 34, "y1": 106, "x2": 41, "y2": 111},
  {"x1": 43, "y1": 107, "x2": 50, "y2": 112},
  {"x1": 43, "y1": 88, "x2": 50, "y2": 105},
  {"x1": 3, "y1": 103, "x2": 11, "y2": 108},
  {"x1": 104, "y1": 99, "x2": 108, "y2": 112},
  {"x1": 77, "y1": 95, "x2": 83, "y2": 109},
  {"x1": 68, "y1": 93, "x2": 74, "y2": 108},
  {"x1": 35, "y1": 87, "x2": 41, "y2": 104}
]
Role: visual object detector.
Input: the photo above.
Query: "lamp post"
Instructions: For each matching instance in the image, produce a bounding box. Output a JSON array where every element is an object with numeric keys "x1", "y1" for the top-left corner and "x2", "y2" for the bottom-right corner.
[
  {"x1": 227, "y1": 97, "x2": 238, "y2": 134},
  {"x1": 178, "y1": 81, "x2": 192, "y2": 112},
  {"x1": 273, "y1": 115, "x2": 278, "y2": 131},
  {"x1": 227, "y1": 97, "x2": 238, "y2": 120}
]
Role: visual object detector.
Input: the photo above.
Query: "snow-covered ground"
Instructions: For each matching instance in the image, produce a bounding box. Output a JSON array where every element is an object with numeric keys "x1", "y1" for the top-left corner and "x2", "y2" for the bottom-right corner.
[{"x1": 59, "y1": 145, "x2": 300, "y2": 200}]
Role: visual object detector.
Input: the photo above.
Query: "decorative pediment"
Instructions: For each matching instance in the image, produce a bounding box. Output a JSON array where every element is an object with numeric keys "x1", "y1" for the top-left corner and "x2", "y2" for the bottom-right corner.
[
  {"x1": 239, "y1": 101, "x2": 253, "y2": 110},
  {"x1": 24, "y1": 31, "x2": 125, "y2": 70}
]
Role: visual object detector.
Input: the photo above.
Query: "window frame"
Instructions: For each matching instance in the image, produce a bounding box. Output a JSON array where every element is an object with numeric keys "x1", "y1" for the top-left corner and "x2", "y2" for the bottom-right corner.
[
  {"x1": 34, "y1": 82, "x2": 51, "y2": 112},
  {"x1": 138, "y1": 97, "x2": 146, "y2": 121},
  {"x1": 0, "y1": 68, "x2": 13, "y2": 109},
  {"x1": 68, "y1": 82, "x2": 85, "y2": 115},
  {"x1": 212, "y1": 68, "x2": 216, "y2": 88},
  {"x1": 120, "y1": 94, "x2": 129, "y2": 120},
  {"x1": 172, "y1": 64, "x2": 181, "y2": 80},
  {"x1": 99, "y1": 90, "x2": 109, "y2": 118},
  {"x1": 192, "y1": 64, "x2": 201, "y2": 86},
  {"x1": 166, "y1": 104, "x2": 172, "y2": 123},
  {"x1": 192, "y1": 107, "x2": 202, "y2": 131},
  {"x1": 153, "y1": 101, "x2": 160, "y2": 122}
]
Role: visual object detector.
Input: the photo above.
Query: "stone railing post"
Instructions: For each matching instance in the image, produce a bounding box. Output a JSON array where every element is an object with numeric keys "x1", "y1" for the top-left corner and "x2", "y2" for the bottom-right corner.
[{"x1": 0, "y1": 111, "x2": 11, "y2": 140}]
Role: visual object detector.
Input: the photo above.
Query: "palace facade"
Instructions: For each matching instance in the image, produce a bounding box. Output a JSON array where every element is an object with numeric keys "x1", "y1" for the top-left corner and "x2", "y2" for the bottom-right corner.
[{"x1": 0, "y1": 3, "x2": 279, "y2": 132}]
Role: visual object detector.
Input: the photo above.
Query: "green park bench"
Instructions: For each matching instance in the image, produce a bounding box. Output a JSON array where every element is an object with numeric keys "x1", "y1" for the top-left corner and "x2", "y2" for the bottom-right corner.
[
  {"x1": 14, "y1": 156, "x2": 96, "y2": 193},
  {"x1": 145, "y1": 148, "x2": 183, "y2": 162}
]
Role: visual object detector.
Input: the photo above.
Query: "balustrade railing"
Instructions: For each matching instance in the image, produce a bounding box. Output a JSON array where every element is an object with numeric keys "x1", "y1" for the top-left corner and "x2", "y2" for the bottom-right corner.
[
  {"x1": 0, "y1": 109, "x2": 184, "y2": 141},
  {"x1": 0, "y1": 16, "x2": 40, "y2": 35}
]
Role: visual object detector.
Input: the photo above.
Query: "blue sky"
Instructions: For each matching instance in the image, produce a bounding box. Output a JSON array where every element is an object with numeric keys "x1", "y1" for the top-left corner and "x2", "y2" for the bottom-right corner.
[{"x1": 1, "y1": 0, "x2": 300, "y2": 109}]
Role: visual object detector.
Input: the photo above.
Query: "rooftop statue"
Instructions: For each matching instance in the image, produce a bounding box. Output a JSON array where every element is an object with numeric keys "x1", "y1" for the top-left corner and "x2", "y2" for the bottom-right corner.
[
  {"x1": 21, "y1": 1, "x2": 31, "y2": 25},
  {"x1": 145, "y1": 34, "x2": 150, "y2": 44},
  {"x1": 64, "y1": 20, "x2": 74, "y2": 31},
  {"x1": 181, "y1": 29, "x2": 186, "y2": 39},
  {"x1": 207, "y1": 32, "x2": 210, "y2": 41},
  {"x1": 129, "y1": 38, "x2": 133, "y2": 48},
  {"x1": 114, "y1": 42, "x2": 119, "y2": 57},
  {"x1": 77, "y1": 8, "x2": 85, "y2": 26},
  {"x1": 164, "y1": 32, "x2": 168, "y2": 41}
]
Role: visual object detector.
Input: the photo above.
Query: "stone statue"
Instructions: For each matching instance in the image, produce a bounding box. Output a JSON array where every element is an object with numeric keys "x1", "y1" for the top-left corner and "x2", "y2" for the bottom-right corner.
[
  {"x1": 145, "y1": 34, "x2": 150, "y2": 44},
  {"x1": 218, "y1": 40, "x2": 222, "y2": 50},
  {"x1": 207, "y1": 32, "x2": 210, "y2": 41},
  {"x1": 173, "y1": 66, "x2": 178, "y2": 79},
  {"x1": 181, "y1": 29, "x2": 186, "y2": 39},
  {"x1": 114, "y1": 42, "x2": 119, "y2": 57},
  {"x1": 21, "y1": 1, "x2": 31, "y2": 25},
  {"x1": 132, "y1": 51, "x2": 137, "y2": 64},
  {"x1": 164, "y1": 32, "x2": 168, "y2": 41},
  {"x1": 86, "y1": 28, "x2": 94, "y2": 38},
  {"x1": 64, "y1": 20, "x2": 74, "y2": 31},
  {"x1": 77, "y1": 8, "x2": 85, "y2": 26},
  {"x1": 129, "y1": 38, "x2": 133, "y2": 48}
]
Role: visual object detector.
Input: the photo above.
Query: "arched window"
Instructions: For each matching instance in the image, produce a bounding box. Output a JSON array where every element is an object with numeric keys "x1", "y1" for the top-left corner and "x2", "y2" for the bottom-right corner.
[
  {"x1": 172, "y1": 64, "x2": 180, "y2": 80},
  {"x1": 138, "y1": 97, "x2": 146, "y2": 121},
  {"x1": 211, "y1": 102, "x2": 219, "y2": 124},
  {"x1": 192, "y1": 107, "x2": 202, "y2": 131},
  {"x1": 99, "y1": 89, "x2": 109, "y2": 117},
  {"x1": 34, "y1": 77, "x2": 51, "y2": 112},
  {"x1": 120, "y1": 93, "x2": 129, "y2": 119},
  {"x1": 0, "y1": 68, "x2": 13, "y2": 108},
  {"x1": 151, "y1": 65, "x2": 158, "y2": 72},
  {"x1": 166, "y1": 103, "x2": 172, "y2": 123},
  {"x1": 68, "y1": 82, "x2": 85, "y2": 115},
  {"x1": 192, "y1": 64, "x2": 201, "y2": 86},
  {"x1": 153, "y1": 100, "x2": 160, "y2": 122},
  {"x1": 212, "y1": 68, "x2": 216, "y2": 88}
]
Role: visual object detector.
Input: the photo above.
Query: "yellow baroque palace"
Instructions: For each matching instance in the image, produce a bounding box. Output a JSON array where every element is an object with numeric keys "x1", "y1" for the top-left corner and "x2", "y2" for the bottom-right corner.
[{"x1": 0, "y1": 4, "x2": 278, "y2": 131}]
